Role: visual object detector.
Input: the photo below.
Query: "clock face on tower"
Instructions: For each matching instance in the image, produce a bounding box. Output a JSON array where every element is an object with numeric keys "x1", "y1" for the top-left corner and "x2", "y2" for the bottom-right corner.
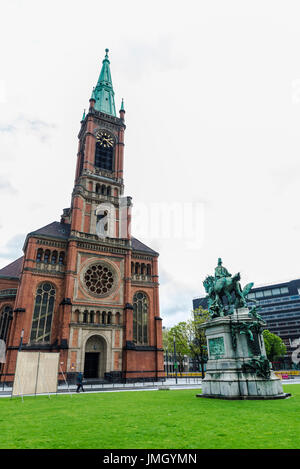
[{"x1": 96, "y1": 130, "x2": 115, "y2": 148}]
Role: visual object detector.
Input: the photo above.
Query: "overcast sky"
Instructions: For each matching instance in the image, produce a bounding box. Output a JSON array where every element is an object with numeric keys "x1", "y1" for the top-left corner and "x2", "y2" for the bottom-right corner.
[{"x1": 1, "y1": 1, "x2": 300, "y2": 327}]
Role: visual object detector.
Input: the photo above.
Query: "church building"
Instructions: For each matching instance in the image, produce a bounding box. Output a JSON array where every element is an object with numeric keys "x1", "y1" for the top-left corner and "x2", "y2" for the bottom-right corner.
[{"x1": 0, "y1": 49, "x2": 164, "y2": 383}]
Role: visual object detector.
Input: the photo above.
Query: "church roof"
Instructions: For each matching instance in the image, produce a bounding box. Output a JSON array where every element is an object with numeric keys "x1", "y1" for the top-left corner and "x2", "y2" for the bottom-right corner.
[
  {"x1": 131, "y1": 237, "x2": 159, "y2": 256},
  {"x1": 0, "y1": 256, "x2": 23, "y2": 279},
  {"x1": 28, "y1": 221, "x2": 71, "y2": 239},
  {"x1": 28, "y1": 221, "x2": 158, "y2": 255}
]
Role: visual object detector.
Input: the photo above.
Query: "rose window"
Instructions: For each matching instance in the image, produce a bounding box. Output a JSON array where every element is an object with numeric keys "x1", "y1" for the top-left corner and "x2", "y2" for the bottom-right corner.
[{"x1": 84, "y1": 264, "x2": 115, "y2": 296}]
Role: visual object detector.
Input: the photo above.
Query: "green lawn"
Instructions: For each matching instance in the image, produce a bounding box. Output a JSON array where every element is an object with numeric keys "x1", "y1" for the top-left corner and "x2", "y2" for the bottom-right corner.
[{"x1": 0, "y1": 385, "x2": 299, "y2": 449}]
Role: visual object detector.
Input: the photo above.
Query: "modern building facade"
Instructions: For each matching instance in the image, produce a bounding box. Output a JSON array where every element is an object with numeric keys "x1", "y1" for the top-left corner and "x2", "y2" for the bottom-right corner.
[
  {"x1": 193, "y1": 279, "x2": 300, "y2": 367},
  {"x1": 0, "y1": 50, "x2": 164, "y2": 383}
]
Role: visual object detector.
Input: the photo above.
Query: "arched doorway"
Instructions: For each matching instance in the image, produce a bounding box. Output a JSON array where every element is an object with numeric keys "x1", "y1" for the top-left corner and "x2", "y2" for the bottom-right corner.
[{"x1": 83, "y1": 335, "x2": 107, "y2": 379}]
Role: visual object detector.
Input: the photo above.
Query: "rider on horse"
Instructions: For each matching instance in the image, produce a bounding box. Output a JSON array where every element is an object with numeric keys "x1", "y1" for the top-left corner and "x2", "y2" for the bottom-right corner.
[
  {"x1": 203, "y1": 259, "x2": 254, "y2": 318},
  {"x1": 215, "y1": 258, "x2": 231, "y2": 281}
]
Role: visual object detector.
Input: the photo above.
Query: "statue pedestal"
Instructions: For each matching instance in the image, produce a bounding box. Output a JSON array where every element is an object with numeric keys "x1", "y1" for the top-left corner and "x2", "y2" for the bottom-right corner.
[{"x1": 197, "y1": 308, "x2": 290, "y2": 400}]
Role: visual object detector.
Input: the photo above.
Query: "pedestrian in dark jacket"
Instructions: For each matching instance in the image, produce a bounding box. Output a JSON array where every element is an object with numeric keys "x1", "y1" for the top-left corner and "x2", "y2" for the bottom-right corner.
[{"x1": 76, "y1": 372, "x2": 85, "y2": 393}]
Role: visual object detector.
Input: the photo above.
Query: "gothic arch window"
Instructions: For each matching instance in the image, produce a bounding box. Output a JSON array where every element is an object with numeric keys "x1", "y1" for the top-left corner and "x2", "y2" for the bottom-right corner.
[
  {"x1": 95, "y1": 205, "x2": 117, "y2": 238},
  {"x1": 102, "y1": 311, "x2": 106, "y2": 324},
  {"x1": 83, "y1": 310, "x2": 88, "y2": 323},
  {"x1": 107, "y1": 311, "x2": 112, "y2": 325},
  {"x1": 30, "y1": 283, "x2": 56, "y2": 343},
  {"x1": 115, "y1": 312, "x2": 121, "y2": 325},
  {"x1": 147, "y1": 264, "x2": 152, "y2": 276},
  {"x1": 0, "y1": 305, "x2": 13, "y2": 342},
  {"x1": 96, "y1": 183, "x2": 101, "y2": 194},
  {"x1": 101, "y1": 185, "x2": 106, "y2": 195},
  {"x1": 133, "y1": 292, "x2": 149, "y2": 345},
  {"x1": 58, "y1": 252, "x2": 65, "y2": 265},
  {"x1": 44, "y1": 250, "x2": 50, "y2": 263},
  {"x1": 51, "y1": 251, "x2": 58, "y2": 265},
  {"x1": 36, "y1": 248, "x2": 43, "y2": 263},
  {"x1": 107, "y1": 186, "x2": 111, "y2": 197},
  {"x1": 74, "y1": 309, "x2": 80, "y2": 322},
  {"x1": 96, "y1": 210, "x2": 108, "y2": 236},
  {"x1": 95, "y1": 141, "x2": 113, "y2": 171},
  {"x1": 79, "y1": 151, "x2": 84, "y2": 177}
]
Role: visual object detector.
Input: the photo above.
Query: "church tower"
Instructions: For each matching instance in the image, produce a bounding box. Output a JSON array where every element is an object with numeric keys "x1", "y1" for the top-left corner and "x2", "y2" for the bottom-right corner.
[{"x1": 0, "y1": 50, "x2": 164, "y2": 383}]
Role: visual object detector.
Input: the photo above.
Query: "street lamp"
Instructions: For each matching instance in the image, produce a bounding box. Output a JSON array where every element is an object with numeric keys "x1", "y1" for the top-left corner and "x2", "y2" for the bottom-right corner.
[
  {"x1": 166, "y1": 347, "x2": 169, "y2": 378},
  {"x1": 173, "y1": 334, "x2": 178, "y2": 384}
]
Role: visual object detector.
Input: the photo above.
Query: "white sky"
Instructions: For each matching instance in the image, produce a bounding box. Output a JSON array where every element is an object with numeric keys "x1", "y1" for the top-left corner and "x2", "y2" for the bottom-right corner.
[{"x1": 0, "y1": 0, "x2": 300, "y2": 327}]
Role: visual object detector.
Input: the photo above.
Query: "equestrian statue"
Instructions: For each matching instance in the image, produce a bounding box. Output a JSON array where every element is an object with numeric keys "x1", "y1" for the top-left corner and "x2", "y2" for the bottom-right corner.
[{"x1": 203, "y1": 258, "x2": 254, "y2": 318}]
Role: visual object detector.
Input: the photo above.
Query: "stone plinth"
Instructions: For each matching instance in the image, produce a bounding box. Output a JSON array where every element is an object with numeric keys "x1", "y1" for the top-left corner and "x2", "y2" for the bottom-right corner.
[{"x1": 197, "y1": 308, "x2": 290, "y2": 400}]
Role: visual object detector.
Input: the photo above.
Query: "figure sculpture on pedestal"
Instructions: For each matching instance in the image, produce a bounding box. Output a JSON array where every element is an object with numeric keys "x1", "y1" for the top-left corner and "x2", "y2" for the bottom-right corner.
[
  {"x1": 203, "y1": 258, "x2": 254, "y2": 318},
  {"x1": 197, "y1": 258, "x2": 290, "y2": 399}
]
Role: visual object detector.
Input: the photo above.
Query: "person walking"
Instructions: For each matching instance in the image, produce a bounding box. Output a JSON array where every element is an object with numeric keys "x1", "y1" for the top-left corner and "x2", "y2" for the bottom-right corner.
[{"x1": 76, "y1": 372, "x2": 85, "y2": 393}]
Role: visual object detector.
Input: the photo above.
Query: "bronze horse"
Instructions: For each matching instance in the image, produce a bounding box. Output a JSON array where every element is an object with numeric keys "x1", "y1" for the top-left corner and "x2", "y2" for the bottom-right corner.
[{"x1": 203, "y1": 273, "x2": 253, "y2": 318}]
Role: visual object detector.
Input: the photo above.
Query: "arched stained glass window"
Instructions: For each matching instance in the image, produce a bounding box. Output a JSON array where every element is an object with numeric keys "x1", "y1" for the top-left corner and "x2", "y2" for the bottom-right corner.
[
  {"x1": 30, "y1": 283, "x2": 56, "y2": 343},
  {"x1": 133, "y1": 292, "x2": 149, "y2": 345},
  {"x1": 0, "y1": 305, "x2": 13, "y2": 342}
]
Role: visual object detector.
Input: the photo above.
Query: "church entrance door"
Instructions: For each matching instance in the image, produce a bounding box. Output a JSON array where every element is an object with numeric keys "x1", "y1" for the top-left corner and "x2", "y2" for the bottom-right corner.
[
  {"x1": 84, "y1": 352, "x2": 100, "y2": 378},
  {"x1": 83, "y1": 335, "x2": 106, "y2": 379}
]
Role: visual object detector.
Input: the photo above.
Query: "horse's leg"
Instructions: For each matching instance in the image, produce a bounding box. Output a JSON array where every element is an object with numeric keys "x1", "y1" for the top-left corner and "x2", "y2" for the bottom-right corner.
[
  {"x1": 215, "y1": 292, "x2": 224, "y2": 316},
  {"x1": 224, "y1": 291, "x2": 232, "y2": 315}
]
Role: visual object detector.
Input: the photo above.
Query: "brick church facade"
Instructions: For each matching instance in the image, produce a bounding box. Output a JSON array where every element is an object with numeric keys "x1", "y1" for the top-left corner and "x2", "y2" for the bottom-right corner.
[{"x1": 0, "y1": 50, "x2": 164, "y2": 383}]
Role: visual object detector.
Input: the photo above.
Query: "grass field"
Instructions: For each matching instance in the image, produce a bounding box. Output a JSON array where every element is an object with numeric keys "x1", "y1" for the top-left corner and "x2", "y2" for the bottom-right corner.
[{"x1": 0, "y1": 385, "x2": 299, "y2": 449}]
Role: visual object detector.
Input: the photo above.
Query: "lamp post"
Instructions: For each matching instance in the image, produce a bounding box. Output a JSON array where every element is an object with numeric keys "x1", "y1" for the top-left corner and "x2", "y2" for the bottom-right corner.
[
  {"x1": 166, "y1": 347, "x2": 169, "y2": 378},
  {"x1": 173, "y1": 334, "x2": 178, "y2": 384}
]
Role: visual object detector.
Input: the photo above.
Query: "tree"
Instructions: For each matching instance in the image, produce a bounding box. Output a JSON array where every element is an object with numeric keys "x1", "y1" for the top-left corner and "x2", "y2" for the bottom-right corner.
[
  {"x1": 162, "y1": 308, "x2": 210, "y2": 377},
  {"x1": 167, "y1": 322, "x2": 190, "y2": 373},
  {"x1": 263, "y1": 329, "x2": 287, "y2": 363},
  {"x1": 187, "y1": 307, "x2": 210, "y2": 378}
]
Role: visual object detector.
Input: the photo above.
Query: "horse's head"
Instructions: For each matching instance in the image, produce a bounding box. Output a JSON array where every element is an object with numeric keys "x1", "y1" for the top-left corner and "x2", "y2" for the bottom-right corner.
[
  {"x1": 203, "y1": 276, "x2": 214, "y2": 293},
  {"x1": 232, "y1": 272, "x2": 241, "y2": 282}
]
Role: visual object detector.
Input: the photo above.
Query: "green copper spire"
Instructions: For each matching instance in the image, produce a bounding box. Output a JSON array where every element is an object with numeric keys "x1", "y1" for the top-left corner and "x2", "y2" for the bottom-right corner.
[
  {"x1": 92, "y1": 49, "x2": 116, "y2": 116},
  {"x1": 120, "y1": 98, "x2": 125, "y2": 111}
]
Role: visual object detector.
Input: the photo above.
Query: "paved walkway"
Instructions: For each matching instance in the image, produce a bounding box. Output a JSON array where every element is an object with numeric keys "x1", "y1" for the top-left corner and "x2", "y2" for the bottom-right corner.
[{"x1": 0, "y1": 378, "x2": 203, "y2": 398}]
